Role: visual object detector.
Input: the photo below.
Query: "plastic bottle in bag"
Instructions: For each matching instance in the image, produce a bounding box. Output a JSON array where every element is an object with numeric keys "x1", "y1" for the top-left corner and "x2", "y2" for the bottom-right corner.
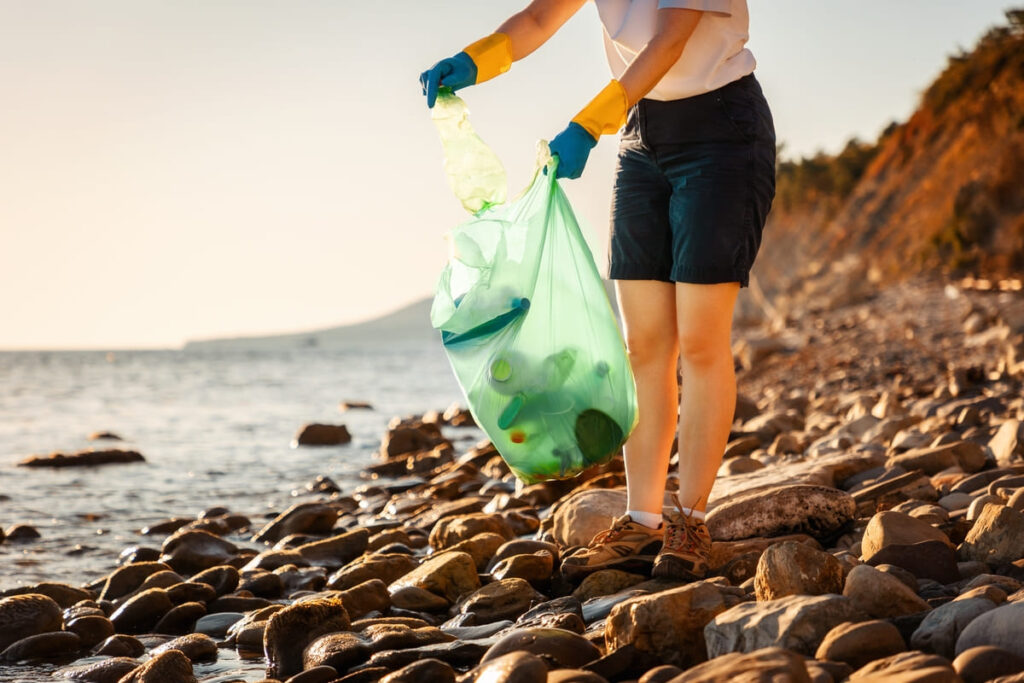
[{"x1": 430, "y1": 87, "x2": 507, "y2": 215}]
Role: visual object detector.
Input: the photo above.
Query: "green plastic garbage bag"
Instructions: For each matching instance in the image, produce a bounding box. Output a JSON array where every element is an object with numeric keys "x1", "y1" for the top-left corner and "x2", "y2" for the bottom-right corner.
[{"x1": 429, "y1": 90, "x2": 638, "y2": 484}]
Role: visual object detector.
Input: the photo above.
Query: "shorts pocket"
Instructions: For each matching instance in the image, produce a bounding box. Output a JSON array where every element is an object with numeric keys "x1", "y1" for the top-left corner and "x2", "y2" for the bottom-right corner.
[{"x1": 716, "y1": 88, "x2": 758, "y2": 143}]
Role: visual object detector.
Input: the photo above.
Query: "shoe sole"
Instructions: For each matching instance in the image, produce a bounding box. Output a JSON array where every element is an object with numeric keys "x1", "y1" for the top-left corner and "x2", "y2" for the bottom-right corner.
[
  {"x1": 651, "y1": 554, "x2": 707, "y2": 582},
  {"x1": 561, "y1": 553, "x2": 659, "y2": 581}
]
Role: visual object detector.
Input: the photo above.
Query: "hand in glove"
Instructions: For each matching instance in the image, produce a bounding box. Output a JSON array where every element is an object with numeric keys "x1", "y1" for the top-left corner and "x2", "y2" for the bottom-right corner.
[
  {"x1": 420, "y1": 33, "x2": 512, "y2": 108},
  {"x1": 549, "y1": 80, "x2": 628, "y2": 179}
]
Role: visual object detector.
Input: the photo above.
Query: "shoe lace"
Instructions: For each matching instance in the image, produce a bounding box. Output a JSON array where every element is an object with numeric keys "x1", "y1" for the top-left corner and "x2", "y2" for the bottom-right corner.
[
  {"x1": 665, "y1": 493, "x2": 706, "y2": 553},
  {"x1": 588, "y1": 517, "x2": 633, "y2": 548}
]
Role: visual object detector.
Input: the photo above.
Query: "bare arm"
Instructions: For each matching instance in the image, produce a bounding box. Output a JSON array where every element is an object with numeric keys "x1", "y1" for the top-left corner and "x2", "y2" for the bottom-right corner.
[
  {"x1": 496, "y1": 0, "x2": 589, "y2": 61},
  {"x1": 617, "y1": 9, "x2": 703, "y2": 105}
]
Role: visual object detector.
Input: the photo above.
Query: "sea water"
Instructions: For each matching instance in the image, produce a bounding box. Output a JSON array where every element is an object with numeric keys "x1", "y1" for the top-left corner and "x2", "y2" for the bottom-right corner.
[
  {"x1": 0, "y1": 344, "x2": 470, "y2": 590},
  {"x1": 0, "y1": 343, "x2": 475, "y2": 680}
]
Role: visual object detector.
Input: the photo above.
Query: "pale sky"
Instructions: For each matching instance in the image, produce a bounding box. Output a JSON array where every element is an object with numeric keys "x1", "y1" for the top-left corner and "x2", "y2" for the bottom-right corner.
[{"x1": 0, "y1": 1, "x2": 1013, "y2": 349}]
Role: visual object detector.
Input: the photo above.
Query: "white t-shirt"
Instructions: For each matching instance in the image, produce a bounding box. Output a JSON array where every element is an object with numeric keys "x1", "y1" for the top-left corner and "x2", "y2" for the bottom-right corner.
[{"x1": 594, "y1": 0, "x2": 756, "y2": 101}]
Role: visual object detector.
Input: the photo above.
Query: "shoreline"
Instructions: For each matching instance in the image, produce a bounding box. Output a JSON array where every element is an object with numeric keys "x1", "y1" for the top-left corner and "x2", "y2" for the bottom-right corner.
[{"x1": 2, "y1": 278, "x2": 1024, "y2": 681}]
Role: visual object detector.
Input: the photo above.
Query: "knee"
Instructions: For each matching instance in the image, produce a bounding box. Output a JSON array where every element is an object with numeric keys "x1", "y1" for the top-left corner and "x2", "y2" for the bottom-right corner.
[
  {"x1": 624, "y1": 330, "x2": 677, "y2": 369},
  {"x1": 677, "y1": 328, "x2": 731, "y2": 369}
]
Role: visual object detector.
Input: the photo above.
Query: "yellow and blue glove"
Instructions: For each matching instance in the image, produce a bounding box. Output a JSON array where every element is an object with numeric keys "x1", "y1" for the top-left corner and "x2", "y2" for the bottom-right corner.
[
  {"x1": 420, "y1": 33, "x2": 513, "y2": 108},
  {"x1": 549, "y1": 80, "x2": 629, "y2": 179}
]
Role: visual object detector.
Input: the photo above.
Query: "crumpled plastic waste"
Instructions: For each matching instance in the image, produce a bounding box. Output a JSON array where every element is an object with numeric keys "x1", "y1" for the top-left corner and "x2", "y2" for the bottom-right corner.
[{"x1": 430, "y1": 88, "x2": 638, "y2": 484}]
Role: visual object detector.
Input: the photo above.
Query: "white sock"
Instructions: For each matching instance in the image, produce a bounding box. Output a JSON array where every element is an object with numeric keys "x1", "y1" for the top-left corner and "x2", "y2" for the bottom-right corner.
[
  {"x1": 678, "y1": 506, "x2": 707, "y2": 521},
  {"x1": 626, "y1": 510, "x2": 663, "y2": 529}
]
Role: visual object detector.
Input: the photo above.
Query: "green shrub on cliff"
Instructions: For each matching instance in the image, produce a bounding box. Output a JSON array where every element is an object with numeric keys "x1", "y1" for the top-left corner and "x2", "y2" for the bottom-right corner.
[{"x1": 775, "y1": 137, "x2": 881, "y2": 213}]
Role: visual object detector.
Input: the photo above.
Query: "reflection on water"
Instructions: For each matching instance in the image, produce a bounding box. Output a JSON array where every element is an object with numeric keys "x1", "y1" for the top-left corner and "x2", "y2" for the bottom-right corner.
[
  {"x1": 2, "y1": 648, "x2": 270, "y2": 682},
  {"x1": 0, "y1": 345, "x2": 465, "y2": 589},
  {"x1": 0, "y1": 344, "x2": 470, "y2": 680}
]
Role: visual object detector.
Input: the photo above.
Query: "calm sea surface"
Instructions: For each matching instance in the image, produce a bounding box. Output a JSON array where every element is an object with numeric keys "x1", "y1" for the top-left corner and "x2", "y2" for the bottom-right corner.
[
  {"x1": 0, "y1": 344, "x2": 473, "y2": 679},
  {"x1": 0, "y1": 344, "x2": 469, "y2": 589}
]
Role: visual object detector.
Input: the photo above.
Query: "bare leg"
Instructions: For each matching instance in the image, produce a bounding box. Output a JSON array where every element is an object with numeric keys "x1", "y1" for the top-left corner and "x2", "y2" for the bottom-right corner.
[
  {"x1": 615, "y1": 280, "x2": 679, "y2": 518},
  {"x1": 675, "y1": 281, "x2": 739, "y2": 512}
]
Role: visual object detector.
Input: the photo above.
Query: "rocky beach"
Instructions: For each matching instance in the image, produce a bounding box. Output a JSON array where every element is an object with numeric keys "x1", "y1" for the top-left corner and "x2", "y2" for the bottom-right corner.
[{"x1": 2, "y1": 275, "x2": 1024, "y2": 682}]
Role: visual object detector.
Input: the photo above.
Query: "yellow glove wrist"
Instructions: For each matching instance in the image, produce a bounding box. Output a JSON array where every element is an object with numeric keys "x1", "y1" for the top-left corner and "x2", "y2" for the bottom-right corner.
[
  {"x1": 571, "y1": 80, "x2": 629, "y2": 139},
  {"x1": 462, "y1": 33, "x2": 513, "y2": 84}
]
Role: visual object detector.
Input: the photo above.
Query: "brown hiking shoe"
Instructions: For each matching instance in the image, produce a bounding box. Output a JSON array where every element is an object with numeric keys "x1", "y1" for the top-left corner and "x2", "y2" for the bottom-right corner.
[
  {"x1": 652, "y1": 504, "x2": 711, "y2": 581},
  {"x1": 560, "y1": 514, "x2": 663, "y2": 581}
]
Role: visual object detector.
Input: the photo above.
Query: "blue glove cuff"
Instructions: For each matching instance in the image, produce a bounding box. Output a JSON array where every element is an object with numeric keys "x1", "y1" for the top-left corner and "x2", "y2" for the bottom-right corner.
[
  {"x1": 549, "y1": 122, "x2": 598, "y2": 180},
  {"x1": 565, "y1": 122, "x2": 598, "y2": 149}
]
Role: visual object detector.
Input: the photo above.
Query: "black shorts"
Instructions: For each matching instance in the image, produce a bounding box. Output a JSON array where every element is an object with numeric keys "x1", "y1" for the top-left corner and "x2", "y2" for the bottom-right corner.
[{"x1": 608, "y1": 73, "x2": 776, "y2": 287}]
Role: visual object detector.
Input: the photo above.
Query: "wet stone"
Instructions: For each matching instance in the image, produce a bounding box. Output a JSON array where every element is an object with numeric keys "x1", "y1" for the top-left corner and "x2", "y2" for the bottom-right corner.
[
  {"x1": 264, "y1": 596, "x2": 350, "y2": 679},
  {"x1": 337, "y1": 579, "x2": 391, "y2": 620},
  {"x1": 581, "y1": 589, "x2": 648, "y2": 624},
  {"x1": 286, "y1": 665, "x2": 340, "y2": 683},
  {"x1": 466, "y1": 651, "x2": 549, "y2": 683},
  {"x1": 0, "y1": 631, "x2": 81, "y2": 662},
  {"x1": 379, "y1": 658, "x2": 457, "y2": 683},
  {"x1": 443, "y1": 620, "x2": 515, "y2": 640},
  {"x1": 367, "y1": 638, "x2": 498, "y2": 670},
  {"x1": 328, "y1": 553, "x2": 419, "y2": 591},
  {"x1": 64, "y1": 614, "x2": 115, "y2": 647},
  {"x1": 276, "y1": 565, "x2": 328, "y2": 595},
  {"x1": 118, "y1": 649, "x2": 197, "y2": 683},
  {"x1": 154, "y1": 600, "x2": 208, "y2": 635},
  {"x1": 239, "y1": 569, "x2": 285, "y2": 596},
  {"x1": 389, "y1": 585, "x2": 451, "y2": 612},
  {"x1": 491, "y1": 550, "x2": 555, "y2": 585},
  {"x1": 99, "y1": 562, "x2": 173, "y2": 602},
  {"x1": 158, "y1": 529, "x2": 238, "y2": 575},
  {"x1": 150, "y1": 632, "x2": 218, "y2": 662},
  {"x1": 0, "y1": 593, "x2": 63, "y2": 651},
  {"x1": 488, "y1": 540, "x2": 561, "y2": 572},
  {"x1": 302, "y1": 631, "x2": 371, "y2": 673},
  {"x1": 252, "y1": 501, "x2": 340, "y2": 544},
  {"x1": 109, "y1": 588, "x2": 173, "y2": 634},
  {"x1": 572, "y1": 570, "x2": 646, "y2": 602},
  {"x1": 92, "y1": 634, "x2": 145, "y2": 657},
  {"x1": 388, "y1": 551, "x2": 480, "y2": 604},
  {"x1": 207, "y1": 594, "x2": 274, "y2": 613},
  {"x1": 481, "y1": 628, "x2": 602, "y2": 670},
  {"x1": 296, "y1": 528, "x2": 370, "y2": 569},
  {"x1": 2, "y1": 582, "x2": 94, "y2": 608},
  {"x1": 59, "y1": 656, "x2": 140, "y2": 682},
  {"x1": 429, "y1": 513, "x2": 515, "y2": 550},
  {"x1": 134, "y1": 570, "x2": 183, "y2": 593},
  {"x1": 194, "y1": 611, "x2": 243, "y2": 638},
  {"x1": 363, "y1": 622, "x2": 456, "y2": 651},
  {"x1": 447, "y1": 532, "x2": 508, "y2": 572},
  {"x1": 458, "y1": 578, "x2": 545, "y2": 624},
  {"x1": 188, "y1": 564, "x2": 240, "y2": 596},
  {"x1": 295, "y1": 422, "x2": 352, "y2": 446}
]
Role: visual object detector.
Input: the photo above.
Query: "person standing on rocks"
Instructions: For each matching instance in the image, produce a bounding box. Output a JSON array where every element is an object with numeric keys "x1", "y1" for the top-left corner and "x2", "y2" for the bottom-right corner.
[{"x1": 421, "y1": 0, "x2": 775, "y2": 580}]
